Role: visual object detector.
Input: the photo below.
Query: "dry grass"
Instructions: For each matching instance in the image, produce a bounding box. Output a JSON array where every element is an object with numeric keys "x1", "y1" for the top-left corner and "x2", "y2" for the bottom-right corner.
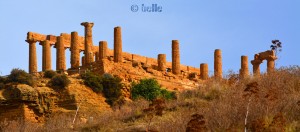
[{"x1": 1, "y1": 66, "x2": 300, "y2": 131}]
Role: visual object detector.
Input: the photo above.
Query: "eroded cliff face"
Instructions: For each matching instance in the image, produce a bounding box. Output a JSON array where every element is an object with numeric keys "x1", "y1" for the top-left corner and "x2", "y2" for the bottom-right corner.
[
  {"x1": 0, "y1": 77, "x2": 110, "y2": 123},
  {"x1": 0, "y1": 84, "x2": 56, "y2": 122}
]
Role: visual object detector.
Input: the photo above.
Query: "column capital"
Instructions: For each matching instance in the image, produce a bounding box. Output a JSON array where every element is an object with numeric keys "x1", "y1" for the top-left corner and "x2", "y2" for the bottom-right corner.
[
  {"x1": 81, "y1": 22, "x2": 94, "y2": 27},
  {"x1": 266, "y1": 56, "x2": 277, "y2": 61},
  {"x1": 251, "y1": 60, "x2": 262, "y2": 65},
  {"x1": 25, "y1": 39, "x2": 37, "y2": 43}
]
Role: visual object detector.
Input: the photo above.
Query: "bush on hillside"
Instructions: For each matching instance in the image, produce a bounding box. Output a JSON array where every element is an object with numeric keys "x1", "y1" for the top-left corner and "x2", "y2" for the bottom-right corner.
[
  {"x1": 48, "y1": 74, "x2": 70, "y2": 88},
  {"x1": 7, "y1": 68, "x2": 34, "y2": 86},
  {"x1": 131, "y1": 78, "x2": 176, "y2": 101},
  {"x1": 101, "y1": 74, "x2": 123, "y2": 106},
  {"x1": 44, "y1": 70, "x2": 57, "y2": 78},
  {"x1": 81, "y1": 72, "x2": 103, "y2": 93},
  {"x1": 81, "y1": 72, "x2": 123, "y2": 106}
]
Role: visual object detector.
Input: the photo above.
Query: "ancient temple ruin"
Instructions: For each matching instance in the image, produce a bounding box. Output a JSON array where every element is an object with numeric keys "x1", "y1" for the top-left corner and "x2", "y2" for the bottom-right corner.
[
  {"x1": 25, "y1": 22, "x2": 214, "y2": 80},
  {"x1": 26, "y1": 22, "x2": 278, "y2": 80}
]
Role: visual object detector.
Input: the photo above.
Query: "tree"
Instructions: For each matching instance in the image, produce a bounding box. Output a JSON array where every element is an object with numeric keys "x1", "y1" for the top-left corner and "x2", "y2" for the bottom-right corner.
[{"x1": 270, "y1": 39, "x2": 282, "y2": 56}]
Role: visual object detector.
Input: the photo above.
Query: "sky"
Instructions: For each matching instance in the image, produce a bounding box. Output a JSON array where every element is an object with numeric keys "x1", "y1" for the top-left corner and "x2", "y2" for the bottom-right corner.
[{"x1": 0, "y1": 0, "x2": 299, "y2": 75}]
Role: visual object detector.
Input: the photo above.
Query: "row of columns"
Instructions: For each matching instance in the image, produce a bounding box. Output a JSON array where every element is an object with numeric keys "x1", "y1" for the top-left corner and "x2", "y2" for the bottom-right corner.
[
  {"x1": 27, "y1": 22, "x2": 275, "y2": 79},
  {"x1": 26, "y1": 23, "x2": 119, "y2": 74}
]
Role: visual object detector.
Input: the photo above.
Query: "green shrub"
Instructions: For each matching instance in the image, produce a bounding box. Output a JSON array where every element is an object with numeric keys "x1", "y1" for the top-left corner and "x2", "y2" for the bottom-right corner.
[
  {"x1": 81, "y1": 72, "x2": 123, "y2": 106},
  {"x1": 102, "y1": 75, "x2": 123, "y2": 106},
  {"x1": 49, "y1": 74, "x2": 70, "y2": 88},
  {"x1": 81, "y1": 72, "x2": 103, "y2": 93},
  {"x1": 160, "y1": 89, "x2": 176, "y2": 100},
  {"x1": 7, "y1": 68, "x2": 34, "y2": 86},
  {"x1": 44, "y1": 70, "x2": 57, "y2": 78},
  {"x1": 131, "y1": 78, "x2": 175, "y2": 101}
]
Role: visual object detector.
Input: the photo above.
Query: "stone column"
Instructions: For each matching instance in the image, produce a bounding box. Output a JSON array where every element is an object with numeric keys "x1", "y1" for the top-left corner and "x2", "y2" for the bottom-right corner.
[
  {"x1": 200, "y1": 63, "x2": 209, "y2": 80},
  {"x1": 267, "y1": 59, "x2": 275, "y2": 73},
  {"x1": 240, "y1": 56, "x2": 249, "y2": 78},
  {"x1": 82, "y1": 56, "x2": 85, "y2": 66},
  {"x1": 251, "y1": 60, "x2": 262, "y2": 77},
  {"x1": 42, "y1": 40, "x2": 51, "y2": 71},
  {"x1": 92, "y1": 53, "x2": 95, "y2": 62},
  {"x1": 56, "y1": 36, "x2": 66, "y2": 71},
  {"x1": 114, "y1": 27, "x2": 122, "y2": 63},
  {"x1": 81, "y1": 22, "x2": 94, "y2": 65},
  {"x1": 70, "y1": 31, "x2": 80, "y2": 69},
  {"x1": 214, "y1": 49, "x2": 222, "y2": 79},
  {"x1": 99, "y1": 41, "x2": 108, "y2": 60},
  {"x1": 26, "y1": 40, "x2": 37, "y2": 74},
  {"x1": 157, "y1": 54, "x2": 166, "y2": 71},
  {"x1": 172, "y1": 40, "x2": 180, "y2": 75},
  {"x1": 95, "y1": 52, "x2": 99, "y2": 61}
]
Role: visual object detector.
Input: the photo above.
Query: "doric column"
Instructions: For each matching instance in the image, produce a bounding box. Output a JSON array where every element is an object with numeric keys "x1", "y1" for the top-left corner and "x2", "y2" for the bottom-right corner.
[
  {"x1": 70, "y1": 31, "x2": 80, "y2": 69},
  {"x1": 95, "y1": 52, "x2": 99, "y2": 61},
  {"x1": 41, "y1": 40, "x2": 51, "y2": 71},
  {"x1": 56, "y1": 36, "x2": 66, "y2": 71},
  {"x1": 157, "y1": 54, "x2": 166, "y2": 71},
  {"x1": 26, "y1": 40, "x2": 37, "y2": 74},
  {"x1": 200, "y1": 63, "x2": 209, "y2": 80},
  {"x1": 214, "y1": 49, "x2": 222, "y2": 79},
  {"x1": 114, "y1": 27, "x2": 122, "y2": 63},
  {"x1": 99, "y1": 41, "x2": 108, "y2": 60},
  {"x1": 172, "y1": 40, "x2": 180, "y2": 75},
  {"x1": 251, "y1": 60, "x2": 262, "y2": 77},
  {"x1": 267, "y1": 58, "x2": 275, "y2": 73},
  {"x1": 240, "y1": 56, "x2": 249, "y2": 79},
  {"x1": 81, "y1": 56, "x2": 85, "y2": 66},
  {"x1": 81, "y1": 22, "x2": 94, "y2": 65}
]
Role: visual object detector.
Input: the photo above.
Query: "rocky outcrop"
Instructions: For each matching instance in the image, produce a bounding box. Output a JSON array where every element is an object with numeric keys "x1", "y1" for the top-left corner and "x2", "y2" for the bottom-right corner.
[{"x1": 0, "y1": 84, "x2": 57, "y2": 122}]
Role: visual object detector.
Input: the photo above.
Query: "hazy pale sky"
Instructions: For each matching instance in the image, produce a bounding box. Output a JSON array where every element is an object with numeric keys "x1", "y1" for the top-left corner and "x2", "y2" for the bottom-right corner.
[{"x1": 0, "y1": 0, "x2": 299, "y2": 75}]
